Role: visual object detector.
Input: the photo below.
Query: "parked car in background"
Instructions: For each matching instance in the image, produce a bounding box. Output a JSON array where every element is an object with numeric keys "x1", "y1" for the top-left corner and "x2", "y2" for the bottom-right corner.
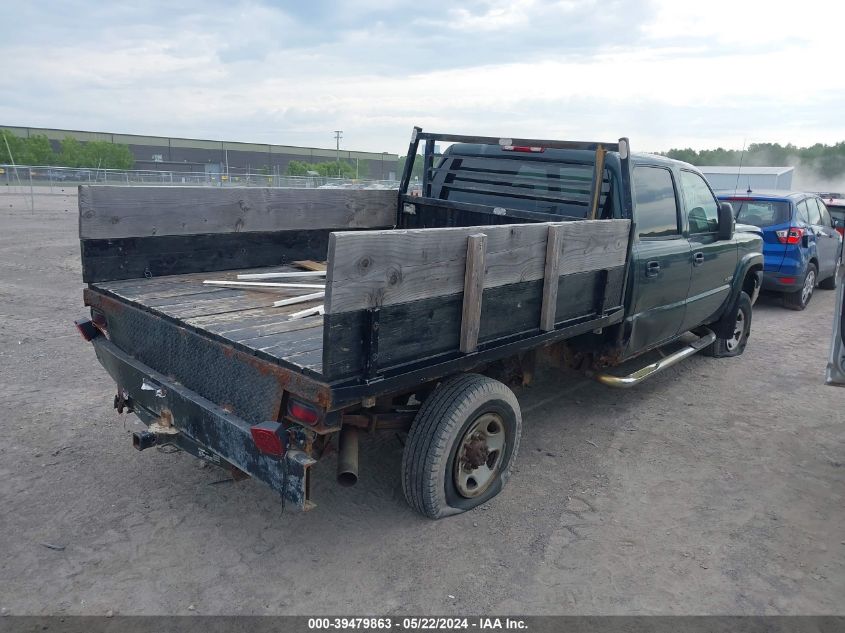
[
  {"x1": 717, "y1": 191, "x2": 842, "y2": 310},
  {"x1": 822, "y1": 196, "x2": 845, "y2": 238}
]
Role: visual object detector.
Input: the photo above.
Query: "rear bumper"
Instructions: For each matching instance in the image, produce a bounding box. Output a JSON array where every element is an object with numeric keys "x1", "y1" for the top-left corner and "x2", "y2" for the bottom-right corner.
[
  {"x1": 761, "y1": 271, "x2": 803, "y2": 292},
  {"x1": 92, "y1": 337, "x2": 316, "y2": 510}
]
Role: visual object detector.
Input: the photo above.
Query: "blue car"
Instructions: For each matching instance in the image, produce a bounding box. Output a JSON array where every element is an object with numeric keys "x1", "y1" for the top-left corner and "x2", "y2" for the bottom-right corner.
[{"x1": 717, "y1": 191, "x2": 842, "y2": 310}]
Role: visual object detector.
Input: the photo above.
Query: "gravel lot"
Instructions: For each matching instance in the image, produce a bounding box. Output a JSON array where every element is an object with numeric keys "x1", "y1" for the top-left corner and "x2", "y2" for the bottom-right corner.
[{"x1": 1, "y1": 191, "x2": 843, "y2": 616}]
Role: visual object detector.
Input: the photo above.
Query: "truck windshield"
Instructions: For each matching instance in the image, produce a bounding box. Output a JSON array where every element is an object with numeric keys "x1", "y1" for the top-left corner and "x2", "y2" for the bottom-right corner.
[
  {"x1": 431, "y1": 155, "x2": 620, "y2": 219},
  {"x1": 730, "y1": 199, "x2": 791, "y2": 227}
]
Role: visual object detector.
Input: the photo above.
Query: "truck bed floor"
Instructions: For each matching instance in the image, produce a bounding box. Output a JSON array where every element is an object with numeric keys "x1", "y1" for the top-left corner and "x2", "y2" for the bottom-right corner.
[{"x1": 91, "y1": 265, "x2": 325, "y2": 377}]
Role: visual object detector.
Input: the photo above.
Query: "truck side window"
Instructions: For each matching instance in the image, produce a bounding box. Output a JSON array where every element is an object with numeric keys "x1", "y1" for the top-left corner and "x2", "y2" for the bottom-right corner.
[
  {"x1": 633, "y1": 166, "x2": 679, "y2": 238},
  {"x1": 680, "y1": 170, "x2": 719, "y2": 234}
]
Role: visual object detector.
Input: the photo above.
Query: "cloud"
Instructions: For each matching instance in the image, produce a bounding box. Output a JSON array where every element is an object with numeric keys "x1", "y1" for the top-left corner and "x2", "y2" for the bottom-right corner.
[{"x1": 0, "y1": 0, "x2": 842, "y2": 154}]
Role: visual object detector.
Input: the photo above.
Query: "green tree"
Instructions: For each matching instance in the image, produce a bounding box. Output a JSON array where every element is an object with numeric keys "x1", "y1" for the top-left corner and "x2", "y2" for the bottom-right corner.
[
  {"x1": 83, "y1": 140, "x2": 134, "y2": 169},
  {"x1": 285, "y1": 159, "x2": 356, "y2": 178},
  {"x1": 0, "y1": 130, "x2": 57, "y2": 165},
  {"x1": 58, "y1": 137, "x2": 87, "y2": 167},
  {"x1": 286, "y1": 160, "x2": 310, "y2": 176}
]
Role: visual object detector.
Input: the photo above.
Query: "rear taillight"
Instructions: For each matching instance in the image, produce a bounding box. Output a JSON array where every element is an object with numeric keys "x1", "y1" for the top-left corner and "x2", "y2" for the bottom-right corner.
[
  {"x1": 501, "y1": 145, "x2": 545, "y2": 153},
  {"x1": 837, "y1": 227, "x2": 844, "y2": 238},
  {"x1": 250, "y1": 422, "x2": 287, "y2": 457},
  {"x1": 287, "y1": 399, "x2": 319, "y2": 425},
  {"x1": 75, "y1": 318, "x2": 99, "y2": 341},
  {"x1": 775, "y1": 227, "x2": 804, "y2": 245}
]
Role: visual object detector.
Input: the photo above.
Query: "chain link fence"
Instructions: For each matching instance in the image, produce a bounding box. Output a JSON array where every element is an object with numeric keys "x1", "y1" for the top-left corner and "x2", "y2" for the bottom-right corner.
[{"x1": 0, "y1": 164, "x2": 399, "y2": 190}]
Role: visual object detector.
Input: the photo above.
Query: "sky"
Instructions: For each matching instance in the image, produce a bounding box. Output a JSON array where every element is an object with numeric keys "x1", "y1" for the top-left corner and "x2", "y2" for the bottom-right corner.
[{"x1": 1, "y1": 0, "x2": 842, "y2": 155}]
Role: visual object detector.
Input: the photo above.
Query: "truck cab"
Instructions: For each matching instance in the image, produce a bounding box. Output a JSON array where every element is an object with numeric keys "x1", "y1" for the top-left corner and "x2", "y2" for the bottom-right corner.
[{"x1": 627, "y1": 156, "x2": 762, "y2": 355}]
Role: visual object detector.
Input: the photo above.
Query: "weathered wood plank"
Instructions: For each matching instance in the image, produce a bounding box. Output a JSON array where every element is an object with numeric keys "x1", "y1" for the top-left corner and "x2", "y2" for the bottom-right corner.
[
  {"x1": 214, "y1": 315, "x2": 323, "y2": 341},
  {"x1": 324, "y1": 219, "x2": 629, "y2": 314},
  {"x1": 79, "y1": 186, "x2": 397, "y2": 239},
  {"x1": 540, "y1": 225, "x2": 564, "y2": 331},
  {"x1": 81, "y1": 229, "x2": 332, "y2": 283},
  {"x1": 321, "y1": 267, "x2": 626, "y2": 380},
  {"x1": 459, "y1": 234, "x2": 486, "y2": 353}
]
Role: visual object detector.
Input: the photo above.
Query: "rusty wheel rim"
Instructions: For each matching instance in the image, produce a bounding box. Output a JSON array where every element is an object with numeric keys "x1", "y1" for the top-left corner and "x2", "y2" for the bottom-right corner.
[{"x1": 453, "y1": 412, "x2": 506, "y2": 498}]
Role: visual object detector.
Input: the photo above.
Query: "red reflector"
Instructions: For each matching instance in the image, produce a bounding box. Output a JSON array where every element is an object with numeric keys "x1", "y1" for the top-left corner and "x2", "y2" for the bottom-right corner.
[
  {"x1": 501, "y1": 145, "x2": 545, "y2": 153},
  {"x1": 288, "y1": 399, "x2": 319, "y2": 425},
  {"x1": 775, "y1": 227, "x2": 804, "y2": 245},
  {"x1": 250, "y1": 422, "x2": 286, "y2": 457},
  {"x1": 779, "y1": 277, "x2": 796, "y2": 284}
]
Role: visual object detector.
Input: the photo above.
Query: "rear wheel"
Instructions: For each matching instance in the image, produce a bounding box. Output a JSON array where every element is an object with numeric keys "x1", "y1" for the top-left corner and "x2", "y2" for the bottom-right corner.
[
  {"x1": 704, "y1": 291, "x2": 752, "y2": 358},
  {"x1": 784, "y1": 264, "x2": 817, "y2": 310},
  {"x1": 402, "y1": 373, "x2": 521, "y2": 519}
]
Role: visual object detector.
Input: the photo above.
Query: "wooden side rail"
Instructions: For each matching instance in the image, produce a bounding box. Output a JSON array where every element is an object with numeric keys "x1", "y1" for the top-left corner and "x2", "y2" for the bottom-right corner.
[{"x1": 321, "y1": 219, "x2": 630, "y2": 380}]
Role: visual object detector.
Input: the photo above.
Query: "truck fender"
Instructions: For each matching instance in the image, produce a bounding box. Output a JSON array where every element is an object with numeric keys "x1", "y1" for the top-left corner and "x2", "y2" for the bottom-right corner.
[{"x1": 714, "y1": 253, "x2": 763, "y2": 337}]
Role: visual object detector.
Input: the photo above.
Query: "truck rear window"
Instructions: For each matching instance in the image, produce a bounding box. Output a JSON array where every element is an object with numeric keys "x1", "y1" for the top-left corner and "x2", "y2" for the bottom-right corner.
[
  {"x1": 730, "y1": 200, "x2": 790, "y2": 227},
  {"x1": 431, "y1": 155, "x2": 619, "y2": 219}
]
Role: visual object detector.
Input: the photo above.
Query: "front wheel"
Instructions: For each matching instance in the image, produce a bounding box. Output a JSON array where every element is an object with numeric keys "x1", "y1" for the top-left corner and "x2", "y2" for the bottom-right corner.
[
  {"x1": 402, "y1": 374, "x2": 522, "y2": 519},
  {"x1": 704, "y1": 291, "x2": 752, "y2": 358}
]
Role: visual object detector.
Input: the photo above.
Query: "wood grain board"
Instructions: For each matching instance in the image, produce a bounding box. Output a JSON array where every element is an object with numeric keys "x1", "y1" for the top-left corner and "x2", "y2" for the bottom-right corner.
[
  {"x1": 92, "y1": 264, "x2": 325, "y2": 375},
  {"x1": 324, "y1": 219, "x2": 630, "y2": 314},
  {"x1": 79, "y1": 186, "x2": 397, "y2": 239},
  {"x1": 459, "y1": 234, "x2": 486, "y2": 353}
]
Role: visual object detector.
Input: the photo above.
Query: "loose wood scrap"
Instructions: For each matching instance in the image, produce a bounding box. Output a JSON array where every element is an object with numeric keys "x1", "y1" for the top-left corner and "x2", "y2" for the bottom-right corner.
[
  {"x1": 292, "y1": 260, "x2": 327, "y2": 272},
  {"x1": 203, "y1": 280, "x2": 325, "y2": 289},
  {"x1": 237, "y1": 271, "x2": 326, "y2": 280},
  {"x1": 288, "y1": 305, "x2": 324, "y2": 319},
  {"x1": 273, "y1": 292, "x2": 325, "y2": 308}
]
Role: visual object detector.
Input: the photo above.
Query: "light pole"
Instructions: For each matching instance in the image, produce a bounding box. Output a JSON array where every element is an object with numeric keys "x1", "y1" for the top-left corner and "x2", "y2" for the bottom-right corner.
[{"x1": 333, "y1": 130, "x2": 343, "y2": 178}]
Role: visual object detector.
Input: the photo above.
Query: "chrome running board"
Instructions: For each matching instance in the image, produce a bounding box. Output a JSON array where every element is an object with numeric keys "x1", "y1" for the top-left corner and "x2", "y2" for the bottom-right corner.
[{"x1": 593, "y1": 330, "x2": 716, "y2": 389}]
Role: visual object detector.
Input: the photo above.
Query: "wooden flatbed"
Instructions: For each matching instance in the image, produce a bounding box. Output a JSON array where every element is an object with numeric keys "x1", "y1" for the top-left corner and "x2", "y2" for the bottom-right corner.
[{"x1": 91, "y1": 265, "x2": 327, "y2": 377}]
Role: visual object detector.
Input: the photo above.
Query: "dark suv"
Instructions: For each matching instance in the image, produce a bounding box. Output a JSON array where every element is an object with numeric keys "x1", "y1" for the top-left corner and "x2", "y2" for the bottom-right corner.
[{"x1": 717, "y1": 191, "x2": 842, "y2": 310}]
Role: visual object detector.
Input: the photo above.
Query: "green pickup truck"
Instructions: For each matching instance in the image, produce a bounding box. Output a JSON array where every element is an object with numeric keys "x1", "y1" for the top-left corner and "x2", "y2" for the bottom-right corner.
[{"x1": 76, "y1": 128, "x2": 763, "y2": 518}]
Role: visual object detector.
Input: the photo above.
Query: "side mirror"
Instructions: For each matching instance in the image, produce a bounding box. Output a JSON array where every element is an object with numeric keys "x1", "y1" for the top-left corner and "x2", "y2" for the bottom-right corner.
[{"x1": 718, "y1": 202, "x2": 734, "y2": 240}]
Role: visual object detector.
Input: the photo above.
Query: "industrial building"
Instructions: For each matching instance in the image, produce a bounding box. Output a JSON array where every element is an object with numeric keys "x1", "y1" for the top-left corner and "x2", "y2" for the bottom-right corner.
[
  {"x1": 1, "y1": 125, "x2": 399, "y2": 180},
  {"x1": 700, "y1": 165, "x2": 794, "y2": 192}
]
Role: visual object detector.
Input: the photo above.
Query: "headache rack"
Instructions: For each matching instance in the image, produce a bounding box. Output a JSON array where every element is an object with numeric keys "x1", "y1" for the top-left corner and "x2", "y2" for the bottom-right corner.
[{"x1": 398, "y1": 127, "x2": 634, "y2": 226}]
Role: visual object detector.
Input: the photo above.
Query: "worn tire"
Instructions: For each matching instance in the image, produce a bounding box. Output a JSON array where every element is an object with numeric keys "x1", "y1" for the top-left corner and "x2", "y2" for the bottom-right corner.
[
  {"x1": 401, "y1": 373, "x2": 521, "y2": 519},
  {"x1": 704, "y1": 291, "x2": 752, "y2": 358},
  {"x1": 783, "y1": 263, "x2": 817, "y2": 310}
]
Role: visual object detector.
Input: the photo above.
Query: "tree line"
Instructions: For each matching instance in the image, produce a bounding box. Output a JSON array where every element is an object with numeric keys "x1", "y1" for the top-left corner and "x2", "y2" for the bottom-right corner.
[
  {"x1": 394, "y1": 142, "x2": 845, "y2": 183},
  {"x1": 286, "y1": 159, "x2": 368, "y2": 179},
  {"x1": 1, "y1": 129, "x2": 135, "y2": 169},
  {"x1": 663, "y1": 142, "x2": 845, "y2": 180}
]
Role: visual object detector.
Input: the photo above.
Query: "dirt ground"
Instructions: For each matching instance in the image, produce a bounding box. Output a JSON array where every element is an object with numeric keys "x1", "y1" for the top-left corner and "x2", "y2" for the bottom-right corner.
[{"x1": 1, "y1": 191, "x2": 843, "y2": 616}]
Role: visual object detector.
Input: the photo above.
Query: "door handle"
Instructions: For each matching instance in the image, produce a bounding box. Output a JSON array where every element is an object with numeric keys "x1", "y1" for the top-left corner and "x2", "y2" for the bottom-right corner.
[
  {"x1": 693, "y1": 252, "x2": 705, "y2": 266},
  {"x1": 645, "y1": 260, "x2": 660, "y2": 277}
]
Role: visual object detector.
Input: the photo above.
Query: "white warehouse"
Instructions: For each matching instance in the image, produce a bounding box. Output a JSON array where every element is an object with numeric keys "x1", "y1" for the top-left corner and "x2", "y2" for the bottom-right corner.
[{"x1": 699, "y1": 165, "x2": 794, "y2": 192}]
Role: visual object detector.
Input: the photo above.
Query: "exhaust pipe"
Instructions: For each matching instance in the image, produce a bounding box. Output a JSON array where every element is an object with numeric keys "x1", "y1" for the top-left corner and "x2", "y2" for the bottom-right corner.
[
  {"x1": 133, "y1": 430, "x2": 158, "y2": 451},
  {"x1": 336, "y1": 426, "x2": 359, "y2": 487}
]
